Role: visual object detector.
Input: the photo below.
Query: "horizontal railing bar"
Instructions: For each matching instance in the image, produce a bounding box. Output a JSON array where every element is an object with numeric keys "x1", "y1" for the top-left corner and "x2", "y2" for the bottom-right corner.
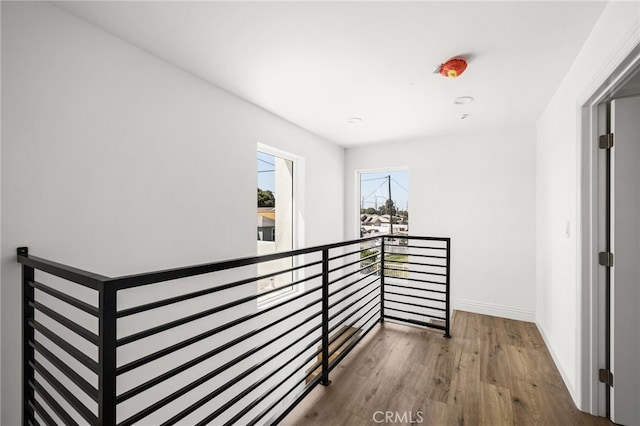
[
  {"x1": 29, "y1": 379, "x2": 80, "y2": 426},
  {"x1": 328, "y1": 285, "x2": 379, "y2": 329},
  {"x1": 30, "y1": 359, "x2": 97, "y2": 425},
  {"x1": 398, "y1": 252, "x2": 447, "y2": 266},
  {"x1": 17, "y1": 252, "x2": 106, "y2": 290},
  {"x1": 31, "y1": 281, "x2": 99, "y2": 317},
  {"x1": 256, "y1": 285, "x2": 429, "y2": 426},
  {"x1": 30, "y1": 301, "x2": 99, "y2": 346},
  {"x1": 328, "y1": 267, "x2": 378, "y2": 296},
  {"x1": 18, "y1": 235, "x2": 449, "y2": 426},
  {"x1": 384, "y1": 267, "x2": 447, "y2": 277},
  {"x1": 117, "y1": 291, "x2": 320, "y2": 402},
  {"x1": 384, "y1": 314, "x2": 445, "y2": 330},
  {"x1": 117, "y1": 272, "x2": 322, "y2": 346},
  {"x1": 17, "y1": 236, "x2": 431, "y2": 291},
  {"x1": 117, "y1": 285, "x2": 322, "y2": 375},
  {"x1": 404, "y1": 277, "x2": 447, "y2": 285},
  {"x1": 160, "y1": 332, "x2": 324, "y2": 426},
  {"x1": 222, "y1": 357, "x2": 325, "y2": 426},
  {"x1": 384, "y1": 297, "x2": 446, "y2": 312},
  {"x1": 403, "y1": 253, "x2": 447, "y2": 260},
  {"x1": 106, "y1": 236, "x2": 381, "y2": 290},
  {"x1": 328, "y1": 262, "x2": 379, "y2": 286},
  {"x1": 328, "y1": 278, "x2": 378, "y2": 315},
  {"x1": 328, "y1": 299, "x2": 379, "y2": 354},
  {"x1": 29, "y1": 399, "x2": 56, "y2": 426},
  {"x1": 118, "y1": 311, "x2": 323, "y2": 426},
  {"x1": 328, "y1": 267, "x2": 378, "y2": 298},
  {"x1": 327, "y1": 310, "x2": 379, "y2": 373},
  {"x1": 117, "y1": 308, "x2": 321, "y2": 405},
  {"x1": 384, "y1": 290, "x2": 445, "y2": 305},
  {"x1": 30, "y1": 320, "x2": 99, "y2": 374},
  {"x1": 328, "y1": 245, "x2": 372, "y2": 262},
  {"x1": 399, "y1": 236, "x2": 450, "y2": 242},
  {"x1": 260, "y1": 371, "x2": 323, "y2": 426},
  {"x1": 256, "y1": 311, "x2": 380, "y2": 426},
  {"x1": 382, "y1": 259, "x2": 447, "y2": 269},
  {"x1": 385, "y1": 282, "x2": 446, "y2": 294},
  {"x1": 117, "y1": 263, "x2": 322, "y2": 319},
  {"x1": 30, "y1": 340, "x2": 98, "y2": 402},
  {"x1": 328, "y1": 252, "x2": 377, "y2": 274},
  {"x1": 384, "y1": 307, "x2": 446, "y2": 322},
  {"x1": 398, "y1": 254, "x2": 447, "y2": 263},
  {"x1": 329, "y1": 294, "x2": 378, "y2": 346},
  {"x1": 402, "y1": 244, "x2": 447, "y2": 250},
  {"x1": 403, "y1": 277, "x2": 446, "y2": 286}
]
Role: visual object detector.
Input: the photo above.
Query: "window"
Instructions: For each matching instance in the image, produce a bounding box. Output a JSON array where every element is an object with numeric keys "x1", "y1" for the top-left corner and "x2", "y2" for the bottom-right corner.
[
  {"x1": 257, "y1": 149, "x2": 294, "y2": 295},
  {"x1": 359, "y1": 170, "x2": 409, "y2": 277}
]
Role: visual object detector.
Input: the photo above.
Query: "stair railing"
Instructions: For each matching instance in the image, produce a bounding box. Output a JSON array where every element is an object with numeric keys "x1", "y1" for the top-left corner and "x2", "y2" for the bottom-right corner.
[{"x1": 18, "y1": 235, "x2": 450, "y2": 425}]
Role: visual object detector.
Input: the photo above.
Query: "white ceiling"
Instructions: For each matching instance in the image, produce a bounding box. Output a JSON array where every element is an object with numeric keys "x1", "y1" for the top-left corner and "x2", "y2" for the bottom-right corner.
[{"x1": 56, "y1": 1, "x2": 607, "y2": 147}]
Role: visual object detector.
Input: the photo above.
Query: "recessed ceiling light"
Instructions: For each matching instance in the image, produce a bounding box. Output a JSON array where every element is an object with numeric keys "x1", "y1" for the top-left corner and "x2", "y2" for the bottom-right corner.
[
  {"x1": 454, "y1": 96, "x2": 474, "y2": 105},
  {"x1": 348, "y1": 117, "x2": 363, "y2": 124},
  {"x1": 460, "y1": 113, "x2": 470, "y2": 120}
]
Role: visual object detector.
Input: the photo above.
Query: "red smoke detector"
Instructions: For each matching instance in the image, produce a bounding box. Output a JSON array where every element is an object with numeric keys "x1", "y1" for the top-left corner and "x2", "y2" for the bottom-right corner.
[{"x1": 438, "y1": 58, "x2": 468, "y2": 78}]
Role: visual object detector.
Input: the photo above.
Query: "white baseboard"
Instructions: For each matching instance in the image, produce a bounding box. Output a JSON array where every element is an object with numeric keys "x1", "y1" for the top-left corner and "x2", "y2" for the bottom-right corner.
[
  {"x1": 452, "y1": 298, "x2": 535, "y2": 322},
  {"x1": 535, "y1": 320, "x2": 577, "y2": 404}
]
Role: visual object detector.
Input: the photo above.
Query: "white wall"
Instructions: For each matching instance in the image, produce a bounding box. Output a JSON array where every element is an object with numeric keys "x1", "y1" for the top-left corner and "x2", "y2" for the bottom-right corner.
[
  {"x1": 536, "y1": 0, "x2": 640, "y2": 410},
  {"x1": 345, "y1": 125, "x2": 537, "y2": 322},
  {"x1": 1, "y1": 2, "x2": 344, "y2": 424},
  {"x1": 0, "y1": 1, "x2": 3, "y2": 419}
]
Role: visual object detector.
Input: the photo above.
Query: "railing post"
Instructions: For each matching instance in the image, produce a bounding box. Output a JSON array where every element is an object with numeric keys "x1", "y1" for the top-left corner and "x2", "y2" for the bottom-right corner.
[
  {"x1": 19, "y1": 247, "x2": 35, "y2": 425},
  {"x1": 99, "y1": 281, "x2": 118, "y2": 424},
  {"x1": 320, "y1": 248, "x2": 331, "y2": 386},
  {"x1": 444, "y1": 239, "x2": 452, "y2": 338},
  {"x1": 380, "y1": 238, "x2": 385, "y2": 323}
]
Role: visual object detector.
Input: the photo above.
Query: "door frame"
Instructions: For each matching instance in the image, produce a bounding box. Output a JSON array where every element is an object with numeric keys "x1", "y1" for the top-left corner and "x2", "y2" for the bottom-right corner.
[{"x1": 580, "y1": 44, "x2": 640, "y2": 416}]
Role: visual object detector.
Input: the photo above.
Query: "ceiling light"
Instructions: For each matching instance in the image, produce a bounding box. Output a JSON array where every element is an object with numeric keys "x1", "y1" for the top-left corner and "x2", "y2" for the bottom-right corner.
[
  {"x1": 348, "y1": 117, "x2": 362, "y2": 124},
  {"x1": 460, "y1": 114, "x2": 470, "y2": 120},
  {"x1": 454, "y1": 96, "x2": 474, "y2": 105}
]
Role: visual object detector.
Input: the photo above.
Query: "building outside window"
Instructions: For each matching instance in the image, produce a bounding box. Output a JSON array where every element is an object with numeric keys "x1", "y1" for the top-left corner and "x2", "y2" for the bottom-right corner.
[
  {"x1": 257, "y1": 150, "x2": 294, "y2": 295},
  {"x1": 359, "y1": 170, "x2": 409, "y2": 278}
]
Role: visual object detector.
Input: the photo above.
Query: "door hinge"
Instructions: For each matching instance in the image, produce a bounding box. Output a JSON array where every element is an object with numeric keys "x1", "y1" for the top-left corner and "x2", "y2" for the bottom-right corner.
[
  {"x1": 599, "y1": 368, "x2": 614, "y2": 387},
  {"x1": 599, "y1": 251, "x2": 614, "y2": 267},
  {"x1": 599, "y1": 133, "x2": 614, "y2": 149}
]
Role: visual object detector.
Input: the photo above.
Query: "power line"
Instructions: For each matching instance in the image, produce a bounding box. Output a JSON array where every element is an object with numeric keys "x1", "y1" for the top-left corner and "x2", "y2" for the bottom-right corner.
[
  {"x1": 391, "y1": 178, "x2": 409, "y2": 193},
  {"x1": 258, "y1": 170, "x2": 275, "y2": 173},
  {"x1": 257, "y1": 158, "x2": 275, "y2": 166},
  {"x1": 362, "y1": 180, "x2": 388, "y2": 201},
  {"x1": 360, "y1": 176, "x2": 388, "y2": 182}
]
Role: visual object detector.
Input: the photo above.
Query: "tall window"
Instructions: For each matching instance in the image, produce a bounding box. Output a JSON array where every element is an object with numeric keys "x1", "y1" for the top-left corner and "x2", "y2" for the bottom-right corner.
[
  {"x1": 257, "y1": 150, "x2": 294, "y2": 295},
  {"x1": 359, "y1": 170, "x2": 409, "y2": 277}
]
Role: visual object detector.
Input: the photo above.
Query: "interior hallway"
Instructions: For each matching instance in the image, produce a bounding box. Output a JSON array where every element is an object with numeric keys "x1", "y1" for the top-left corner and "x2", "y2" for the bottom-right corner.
[{"x1": 283, "y1": 311, "x2": 612, "y2": 425}]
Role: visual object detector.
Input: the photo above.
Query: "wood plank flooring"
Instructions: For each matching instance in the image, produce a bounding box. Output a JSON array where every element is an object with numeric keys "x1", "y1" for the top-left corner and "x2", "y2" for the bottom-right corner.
[{"x1": 282, "y1": 311, "x2": 612, "y2": 425}]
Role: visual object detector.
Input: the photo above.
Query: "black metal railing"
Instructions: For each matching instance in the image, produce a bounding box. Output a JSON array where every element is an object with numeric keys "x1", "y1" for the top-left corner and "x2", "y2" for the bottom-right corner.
[{"x1": 18, "y1": 235, "x2": 450, "y2": 425}]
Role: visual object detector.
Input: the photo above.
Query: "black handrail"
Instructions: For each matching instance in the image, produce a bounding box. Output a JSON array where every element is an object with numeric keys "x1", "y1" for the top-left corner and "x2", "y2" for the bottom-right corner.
[{"x1": 18, "y1": 235, "x2": 450, "y2": 425}]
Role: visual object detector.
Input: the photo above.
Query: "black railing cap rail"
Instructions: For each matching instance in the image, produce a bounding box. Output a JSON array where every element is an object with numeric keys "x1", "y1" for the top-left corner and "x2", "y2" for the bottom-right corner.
[
  {"x1": 17, "y1": 247, "x2": 107, "y2": 290},
  {"x1": 17, "y1": 235, "x2": 450, "y2": 291}
]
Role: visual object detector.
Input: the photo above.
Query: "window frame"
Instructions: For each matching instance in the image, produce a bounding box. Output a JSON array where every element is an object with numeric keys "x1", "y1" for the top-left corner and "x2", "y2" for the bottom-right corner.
[
  {"x1": 356, "y1": 166, "x2": 409, "y2": 239},
  {"x1": 257, "y1": 143, "x2": 304, "y2": 308}
]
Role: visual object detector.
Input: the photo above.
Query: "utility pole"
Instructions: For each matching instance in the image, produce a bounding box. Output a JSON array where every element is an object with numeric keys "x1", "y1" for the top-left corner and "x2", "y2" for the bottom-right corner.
[{"x1": 387, "y1": 175, "x2": 393, "y2": 236}]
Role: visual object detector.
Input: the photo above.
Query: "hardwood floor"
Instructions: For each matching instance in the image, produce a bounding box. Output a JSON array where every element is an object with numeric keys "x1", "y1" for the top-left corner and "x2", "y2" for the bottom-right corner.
[{"x1": 282, "y1": 311, "x2": 612, "y2": 426}]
